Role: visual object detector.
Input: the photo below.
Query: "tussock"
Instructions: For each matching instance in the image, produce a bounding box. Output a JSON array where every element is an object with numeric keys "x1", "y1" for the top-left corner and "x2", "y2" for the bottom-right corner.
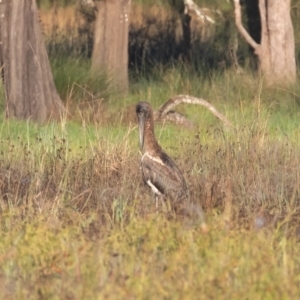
[{"x1": 0, "y1": 118, "x2": 299, "y2": 231}]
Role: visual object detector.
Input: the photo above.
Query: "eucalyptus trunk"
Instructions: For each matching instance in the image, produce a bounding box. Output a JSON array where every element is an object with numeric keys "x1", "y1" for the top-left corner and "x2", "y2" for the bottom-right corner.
[
  {"x1": 234, "y1": 0, "x2": 296, "y2": 86},
  {"x1": 91, "y1": 0, "x2": 131, "y2": 92},
  {"x1": 0, "y1": 0, "x2": 63, "y2": 122},
  {"x1": 258, "y1": 0, "x2": 296, "y2": 85}
]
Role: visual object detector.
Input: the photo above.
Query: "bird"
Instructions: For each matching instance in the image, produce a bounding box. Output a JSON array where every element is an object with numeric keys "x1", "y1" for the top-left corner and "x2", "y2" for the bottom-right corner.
[
  {"x1": 136, "y1": 101, "x2": 208, "y2": 231},
  {"x1": 136, "y1": 101, "x2": 188, "y2": 210}
]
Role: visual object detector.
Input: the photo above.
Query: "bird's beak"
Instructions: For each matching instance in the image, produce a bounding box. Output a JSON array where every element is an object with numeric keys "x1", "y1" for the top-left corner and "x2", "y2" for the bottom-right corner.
[{"x1": 138, "y1": 114, "x2": 145, "y2": 150}]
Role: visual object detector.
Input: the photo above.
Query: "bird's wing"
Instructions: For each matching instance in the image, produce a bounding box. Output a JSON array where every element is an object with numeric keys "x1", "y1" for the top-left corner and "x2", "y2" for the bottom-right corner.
[{"x1": 141, "y1": 152, "x2": 187, "y2": 199}]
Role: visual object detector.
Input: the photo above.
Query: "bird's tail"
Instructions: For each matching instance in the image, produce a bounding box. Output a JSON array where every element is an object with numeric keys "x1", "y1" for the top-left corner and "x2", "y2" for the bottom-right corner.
[{"x1": 188, "y1": 203, "x2": 208, "y2": 232}]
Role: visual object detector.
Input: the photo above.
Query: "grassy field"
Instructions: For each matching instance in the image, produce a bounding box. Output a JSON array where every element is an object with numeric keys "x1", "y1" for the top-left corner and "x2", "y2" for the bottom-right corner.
[
  {"x1": 1, "y1": 66, "x2": 300, "y2": 298},
  {"x1": 1, "y1": 2, "x2": 300, "y2": 299}
]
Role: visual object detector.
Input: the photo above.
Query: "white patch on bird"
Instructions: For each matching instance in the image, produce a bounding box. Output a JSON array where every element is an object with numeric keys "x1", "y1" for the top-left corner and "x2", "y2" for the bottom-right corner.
[
  {"x1": 146, "y1": 180, "x2": 162, "y2": 196},
  {"x1": 142, "y1": 152, "x2": 164, "y2": 166}
]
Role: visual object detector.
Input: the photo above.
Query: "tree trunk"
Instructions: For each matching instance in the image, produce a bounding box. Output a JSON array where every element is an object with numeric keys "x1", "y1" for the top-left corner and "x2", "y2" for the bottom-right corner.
[
  {"x1": 178, "y1": 0, "x2": 215, "y2": 64},
  {"x1": 91, "y1": 0, "x2": 131, "y2": 92},
  {"x1": 0, "y1": 0, "x2": 63, "y2": 122},
  {"x1": 244, "y1": 0, "x2": 260, "y2": 69},
  {"x1": 258, "y1": 0, "x2": 296, "y2": 85},
  {"x1": 234, "y1": 0, "x2": 296, "y2": 86},
  {"x1": 180, "y1": 13, "x2": 191, "y2": 62}
]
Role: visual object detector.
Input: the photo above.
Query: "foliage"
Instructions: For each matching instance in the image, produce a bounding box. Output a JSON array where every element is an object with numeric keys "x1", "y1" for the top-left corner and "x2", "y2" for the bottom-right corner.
[{"x1": 51, "y1": 56, "x2": 114, "y2": 101}]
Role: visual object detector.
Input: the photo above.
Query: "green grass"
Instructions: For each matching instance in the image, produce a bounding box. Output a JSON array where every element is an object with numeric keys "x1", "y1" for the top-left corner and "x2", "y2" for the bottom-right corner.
[
  {"x1": 1, "y1": 57, "x2": 300, "y2": 299},
  {"x1": 51, "y1": 57, "x2": 116, "y2": 103}
]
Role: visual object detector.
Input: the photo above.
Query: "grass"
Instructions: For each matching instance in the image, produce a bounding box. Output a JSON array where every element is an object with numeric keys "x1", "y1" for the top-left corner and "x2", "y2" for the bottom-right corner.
[
  {"x1": 1, "y1": 212, "x2": 300, "y2": 298},
  {"x1": 1, "y1": 66, "x2": 300, "y2": 297}
]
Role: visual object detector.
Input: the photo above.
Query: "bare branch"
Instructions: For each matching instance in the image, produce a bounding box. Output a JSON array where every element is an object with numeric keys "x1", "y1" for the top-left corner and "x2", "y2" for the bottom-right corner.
[
  {"x1": 157, "y1": 111, "x2": 194, "y2": 129},
  {"x1": 258, "y1": 0, "x2": 267, "y2": 48},
  {"x1": 233, "y1": 0, "x2": 260, "y2": 53},
  {"x1": 155, "y1": 94, "x2": 235, "y2": 129},
  {"x1": 184, "y1": 0, "x2": 215, "y2": 24},
  {"x1": 79, "y1": 0, "x2": 95, "y2": 8},
  {"x1": 78, "y1": 0, "x2": 96, "y2": 21}
]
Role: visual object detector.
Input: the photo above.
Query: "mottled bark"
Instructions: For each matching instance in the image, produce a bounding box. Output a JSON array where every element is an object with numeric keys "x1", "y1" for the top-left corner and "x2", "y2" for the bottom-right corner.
[
  {"x1": 155, "y1": 95, "x2": 234, "y2": 129},
  {"x1": 0, "y1": 0, "x2": 63, "y2": 122},
  {"x1": 234, "y1": 0, "x2": 296, "y2": 86},
  {"x1": 91, "y1": 0, "x2": 131, "y2": 92},
  {"x1": 259, "y1": 0, "x2": 296, "y2": 85}
]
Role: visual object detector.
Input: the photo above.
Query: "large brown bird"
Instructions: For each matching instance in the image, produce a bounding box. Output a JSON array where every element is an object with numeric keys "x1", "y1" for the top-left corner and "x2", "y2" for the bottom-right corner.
[
  {"x1": 136, "y1": 102, "x2": 207, "y2": 230},
  {"x1": 136, "y1": 101, "x2": 188, "y2": 208}
]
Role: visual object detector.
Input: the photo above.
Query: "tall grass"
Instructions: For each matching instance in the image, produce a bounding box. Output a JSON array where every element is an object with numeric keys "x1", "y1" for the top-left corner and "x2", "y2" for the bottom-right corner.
[{"x1": 1, "y1": 68, "x2": 300, "y2": 297}]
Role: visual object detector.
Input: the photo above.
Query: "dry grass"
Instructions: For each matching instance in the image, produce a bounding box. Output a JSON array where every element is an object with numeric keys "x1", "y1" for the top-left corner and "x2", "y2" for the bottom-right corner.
[
  {"x1": 39, "y1": 6, "x2": 93, "y2": 57},
  {"x1": 39, "y1": 6, "x2": 84, "y2": 37},
  {"x1": 2, "y1": 115, "x2": 299, "y2": 227},
  {"x1": 0, "y1": 92, "x2": 300, "y2": 297}
]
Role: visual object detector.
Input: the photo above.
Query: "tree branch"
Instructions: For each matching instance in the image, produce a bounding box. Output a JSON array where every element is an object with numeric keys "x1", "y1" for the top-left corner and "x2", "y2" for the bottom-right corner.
[
  {"x1": 155, "y1": 95, "x2": 235, "y2": 129},
  {"x1": 233, "y1": 0, "x2": 260, "y2": 53},
  {"x1": 258, "y1": 0, "x2": 267, "y2": 47},
  {"x1": 184, "y1": 0, "x2": 215, "y2": 24},
  {"x1": 159, "y1": 111, "x2": 194, "y2": 129}
]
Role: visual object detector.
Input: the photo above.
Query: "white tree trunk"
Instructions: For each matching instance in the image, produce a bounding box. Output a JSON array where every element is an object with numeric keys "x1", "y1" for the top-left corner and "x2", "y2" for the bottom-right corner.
[
  {"x1": 91, "y1": 0, "x2": 131, "y2": 92},
  {"x1": 234, "y1": 0, "x2": 296, "y2": 86},
  {"x1": 0, "y1": 0, "x2": 63, "y2": 122}
]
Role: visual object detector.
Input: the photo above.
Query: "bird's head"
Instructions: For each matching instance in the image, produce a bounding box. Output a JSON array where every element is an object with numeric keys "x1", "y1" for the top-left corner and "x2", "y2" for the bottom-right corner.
[{"x1": 136, "y1": 101, "x2": 152, "y2": 150}]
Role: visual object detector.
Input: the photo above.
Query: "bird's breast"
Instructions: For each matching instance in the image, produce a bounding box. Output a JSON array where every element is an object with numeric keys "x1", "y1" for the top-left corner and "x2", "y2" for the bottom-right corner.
[{"x1": 142, "y1": 152, "x2": 164, "y2": 166}]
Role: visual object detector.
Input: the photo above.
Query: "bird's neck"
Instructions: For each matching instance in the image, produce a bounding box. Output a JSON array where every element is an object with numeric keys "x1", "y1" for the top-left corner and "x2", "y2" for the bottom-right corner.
[{"x1": 143, "y1": 119, "x2": 161, "y2": 154}]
